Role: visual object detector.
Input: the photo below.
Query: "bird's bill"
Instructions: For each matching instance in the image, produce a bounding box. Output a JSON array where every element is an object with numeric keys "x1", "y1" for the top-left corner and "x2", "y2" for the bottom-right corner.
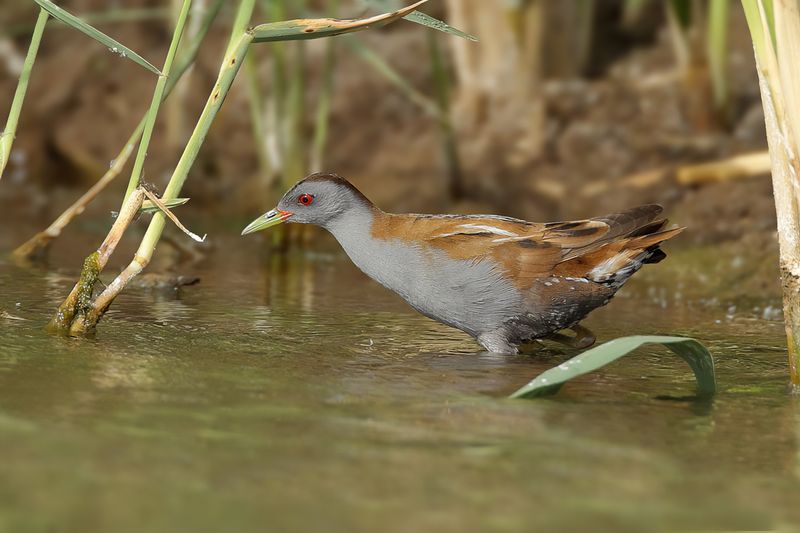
[{"x1": 241, "y1": 208, "x2": 293, "y2": 235}]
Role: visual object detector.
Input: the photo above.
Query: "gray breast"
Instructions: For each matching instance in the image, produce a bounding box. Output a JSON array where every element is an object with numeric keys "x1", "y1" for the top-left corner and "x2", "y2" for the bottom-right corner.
[{"x1": 326, "y1": 213, "x2": 524, "y2": 337}]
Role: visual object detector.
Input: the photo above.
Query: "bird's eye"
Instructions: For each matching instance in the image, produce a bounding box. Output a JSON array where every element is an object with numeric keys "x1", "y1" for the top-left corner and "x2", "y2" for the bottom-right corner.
[{"x1": 298, "y1": 193, "x2": 314, "y2": 206}]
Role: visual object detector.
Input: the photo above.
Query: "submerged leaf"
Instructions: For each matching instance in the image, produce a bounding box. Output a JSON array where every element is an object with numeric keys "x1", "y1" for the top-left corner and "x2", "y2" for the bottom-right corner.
[
  {"x1": 33, "y1": 0, "x2": 161, "y2": 75},
  {"x1": 510, "y1": 336, "x2": 716, "y2": 399},
  {"x1": 250, "y1": 0, "x2": 428, "y2": 42}
]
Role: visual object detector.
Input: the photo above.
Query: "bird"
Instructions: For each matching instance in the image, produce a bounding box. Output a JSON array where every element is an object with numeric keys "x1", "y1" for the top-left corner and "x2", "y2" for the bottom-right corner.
[{"x1": 242, "y1": 173, "x2": 683, "y2": 354}]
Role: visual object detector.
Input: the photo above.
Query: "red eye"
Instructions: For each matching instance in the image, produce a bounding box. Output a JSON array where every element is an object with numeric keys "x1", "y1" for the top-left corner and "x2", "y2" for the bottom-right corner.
[{"x1": 298, "y1": 193, "x2": 314, "y2": 206}]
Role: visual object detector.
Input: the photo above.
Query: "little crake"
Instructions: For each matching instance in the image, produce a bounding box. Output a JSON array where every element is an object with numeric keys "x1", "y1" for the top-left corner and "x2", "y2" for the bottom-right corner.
[{"x1": 242, "y1": 173, "x2": 683, "y2": 353}]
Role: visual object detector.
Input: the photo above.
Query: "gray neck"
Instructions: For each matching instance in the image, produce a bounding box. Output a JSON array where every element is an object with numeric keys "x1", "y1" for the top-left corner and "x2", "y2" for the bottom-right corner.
[{"x1": 324, "y1": 207, "x2": 413, "y2": 294}]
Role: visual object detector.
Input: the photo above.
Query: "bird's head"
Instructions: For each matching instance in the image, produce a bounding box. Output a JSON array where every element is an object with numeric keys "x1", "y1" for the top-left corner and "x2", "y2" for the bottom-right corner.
[{"x1": 241, "y1": 173, "x2": 374, "y2": 235}]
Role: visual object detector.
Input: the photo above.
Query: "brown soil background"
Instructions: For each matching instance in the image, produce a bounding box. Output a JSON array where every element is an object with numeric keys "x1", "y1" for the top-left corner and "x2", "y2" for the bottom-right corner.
[{"x1": 0, "y1": 1, "x2": 783, "y2": 300}]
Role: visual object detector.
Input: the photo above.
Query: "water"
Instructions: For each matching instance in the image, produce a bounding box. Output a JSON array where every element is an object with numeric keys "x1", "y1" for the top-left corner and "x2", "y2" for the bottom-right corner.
[{"x1": 1, "y1": 235, "x2": 799, "y2": 532}]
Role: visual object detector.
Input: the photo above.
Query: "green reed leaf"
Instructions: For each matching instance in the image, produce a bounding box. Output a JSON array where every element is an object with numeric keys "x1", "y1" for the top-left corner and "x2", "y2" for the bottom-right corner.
[
  {"x1": 403, "y1": 11, "x2": 477, "y2": 41},
  {"x1": 510, "y1": 336, "x2": 716, "y2": 399},
  {"x1": 33, "y1": 0, "x2": 162, "y2": 75},
  {"x1": 139, "y1": 197, "x2": 189, "y2": 214},
  {"x1": 361, "y1": 0, "x2": 476, "y2": 40},
  {"x1": 250, "y1": 0, "x2": 427, "y2": 42}
]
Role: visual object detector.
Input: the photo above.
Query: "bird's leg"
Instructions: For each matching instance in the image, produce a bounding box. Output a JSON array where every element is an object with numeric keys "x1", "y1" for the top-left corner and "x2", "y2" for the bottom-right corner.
[
  {"x1": 477, "y1": 331, "x2": 519, "y2": 354},
  {"x1": 546, "y1": 324, "x2": 596, "y2": 350}
]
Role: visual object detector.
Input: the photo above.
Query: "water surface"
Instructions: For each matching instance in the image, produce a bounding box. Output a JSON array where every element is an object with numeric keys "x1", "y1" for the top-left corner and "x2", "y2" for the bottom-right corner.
[{"x1": 0, "y1": 235, "x2": 798, "y2": 532}]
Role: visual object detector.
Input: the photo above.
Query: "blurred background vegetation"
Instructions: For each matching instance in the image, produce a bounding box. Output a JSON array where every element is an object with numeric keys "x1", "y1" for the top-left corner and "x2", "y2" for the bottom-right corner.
[{"x1": 0, "y1": 1, "x2": 775, "y2": 271}]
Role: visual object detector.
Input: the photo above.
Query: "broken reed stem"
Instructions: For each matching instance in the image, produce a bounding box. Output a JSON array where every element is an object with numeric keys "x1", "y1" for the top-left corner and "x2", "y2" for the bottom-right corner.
[
  {"x1": 0, "y1": 8, "x2": 48, "y2": 181},
  {"x1": 87, "y1": 30, "x2": 255, "y2": 326},
  {"x1": 122, "y1": 0, "x2": 193, "y2": 202},
  {"x1": 141, "y1": 188, "x2": 205, "y2": 242},
  {"x1": 47, "y1": 188, "x2": 145, "y2": 334},
  {"x1": 12, "y1": 0, "x2": 223, "y2": 261}
]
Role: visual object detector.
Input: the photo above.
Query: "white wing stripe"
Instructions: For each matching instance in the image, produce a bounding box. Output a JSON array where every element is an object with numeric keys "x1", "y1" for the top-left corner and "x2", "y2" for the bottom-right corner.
[
  {"x1": 491, "y1": 235, "x2": 536, "y2": 243},
  {"x1": 457, "y1": 224, "x2": 518, "y2": 237}
]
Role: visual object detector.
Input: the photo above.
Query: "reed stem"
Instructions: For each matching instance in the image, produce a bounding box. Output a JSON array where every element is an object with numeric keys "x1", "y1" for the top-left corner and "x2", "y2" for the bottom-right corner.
[
  {"x1": 742, "y1": 0, "x2": 800, "y2": 391},
  {"x1": 89, "y1": 17, "x2": 256, "y2": 323},
  {"x1": 122, "y1": 0, "x2": 193, "y2": 202},
  {"x1": 708, "y1": 0, "x2": 729, "y2": 112},
  {"x1": 245, "y1": 50, "x2": 273, "y2": 183},
  {"x1": 13, "y1": 0, "x2": 223, "y2": 261},
  {"x1": 0, "y1": 8, "x2": 48, "y2": 181}
]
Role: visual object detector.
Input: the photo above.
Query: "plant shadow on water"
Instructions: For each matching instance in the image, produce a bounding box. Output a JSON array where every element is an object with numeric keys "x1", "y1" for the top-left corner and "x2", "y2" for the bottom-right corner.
[{"x1": 0, "y1": 236, "x2": 798, "y2": 532}]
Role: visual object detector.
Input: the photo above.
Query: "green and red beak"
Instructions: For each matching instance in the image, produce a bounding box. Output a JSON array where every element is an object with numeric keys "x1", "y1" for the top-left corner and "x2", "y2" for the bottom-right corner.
[{"x1": 241, "y1": 208, "x2": 293, "y2": 235}]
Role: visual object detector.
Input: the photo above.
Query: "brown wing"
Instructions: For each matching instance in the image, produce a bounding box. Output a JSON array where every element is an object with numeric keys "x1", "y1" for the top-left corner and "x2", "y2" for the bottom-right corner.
[{"x1": 378, "y1": 205, "x2": 679, "y2": 290}]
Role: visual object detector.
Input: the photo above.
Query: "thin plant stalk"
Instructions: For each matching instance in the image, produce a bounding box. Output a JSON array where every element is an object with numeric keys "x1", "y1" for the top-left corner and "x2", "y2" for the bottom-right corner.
[
  {"x1": 13, "y1": 0, "x2": 223, "y2": 261},
  {"x1": 283, "y1": 0, "x2": 307, "y2": 189},
  {"x1": 265, "y1": 0, "x2": 289, "y2": 249},
  {"x1": 310, "y1": 0, "x2": 339, "y2": 173},
  {"x1": 245, "y1": 50, "x2": 273, "y2": 183},
  {"x1": 708, "y1": 0, "x2": 729, "y2": 115},
  {"x1": 122, "y1": 0, "x2": 193, "y2": 202},
  {"x1": 227, "y1": 0, "x2": 256, "y2": 54},
  {"x1": 263, "y1": 0, "x2": 288, "y2": 174},
  {"x1": 165, "y1": 0, "x2": 195, "y2": 147},
  {"x1": 0, "y1": 8, "x2": 48, "y2": 181},
  {"x1": 428, "y1": 31, "x2": 462, "y2": 200},
  {"x1": 344, "y1": 36, "x2": 440, "y2": 119}
]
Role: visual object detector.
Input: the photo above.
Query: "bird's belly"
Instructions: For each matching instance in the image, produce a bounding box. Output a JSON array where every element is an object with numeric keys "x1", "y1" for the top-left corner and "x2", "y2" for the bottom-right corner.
[{"x1": 343, "y1": 240, "x2": 523, "y2": 336}]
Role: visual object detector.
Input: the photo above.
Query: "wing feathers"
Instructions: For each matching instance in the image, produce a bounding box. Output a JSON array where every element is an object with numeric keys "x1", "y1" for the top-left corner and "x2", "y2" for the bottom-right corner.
[{"x1": 376, "y1": 206, "x2": 681, "y2": 290}]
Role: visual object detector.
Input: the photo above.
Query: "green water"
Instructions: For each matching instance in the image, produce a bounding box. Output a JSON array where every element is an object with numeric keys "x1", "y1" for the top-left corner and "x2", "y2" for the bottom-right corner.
[{"x1": 1, "y1": 239, "x2": 798, "y2": 532}]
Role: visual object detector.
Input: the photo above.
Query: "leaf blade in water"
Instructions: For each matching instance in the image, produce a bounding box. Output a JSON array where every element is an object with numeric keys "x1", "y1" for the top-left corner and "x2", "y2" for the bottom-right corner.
[{"x1": 509, "y1": 336, "x2": 716, "y2": 399}]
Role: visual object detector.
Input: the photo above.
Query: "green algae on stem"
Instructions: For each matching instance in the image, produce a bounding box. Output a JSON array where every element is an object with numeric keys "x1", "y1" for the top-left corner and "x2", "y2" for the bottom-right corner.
[
  {"x1": 47, "y1": 188, "x2": 145, "y2": 335},
  {"x1": 47, "y1": 252, "x2": 101, "y2": 333}
]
